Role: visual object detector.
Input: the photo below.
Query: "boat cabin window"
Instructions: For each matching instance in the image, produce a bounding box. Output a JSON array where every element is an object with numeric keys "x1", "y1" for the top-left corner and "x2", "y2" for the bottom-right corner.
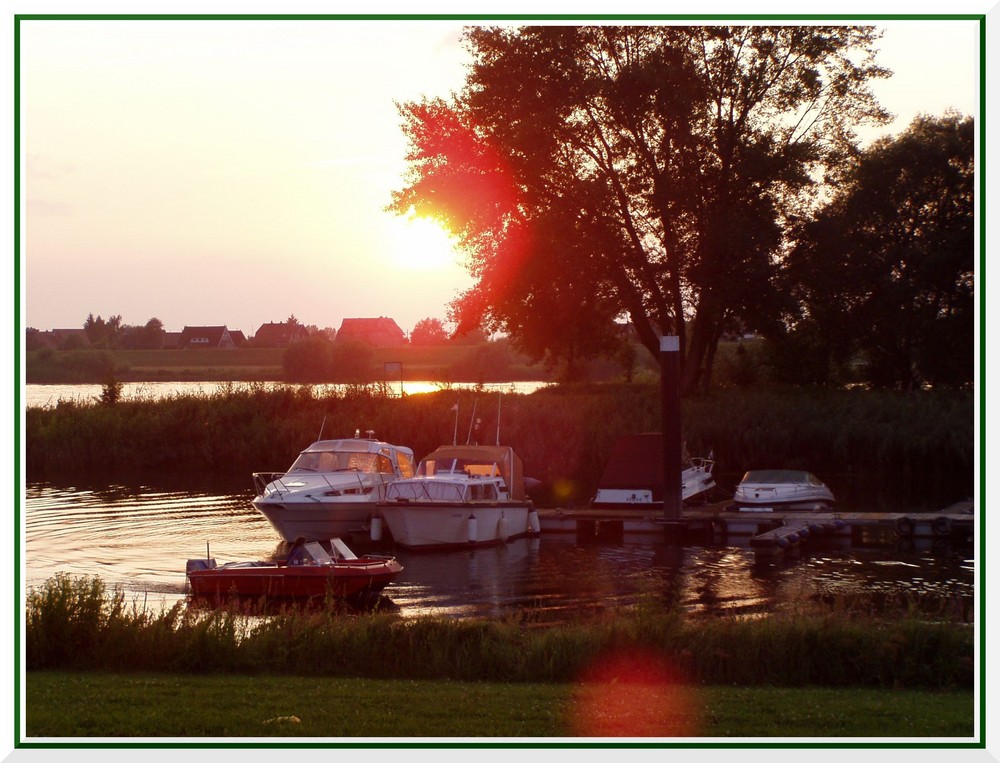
[
  {"x1": 388, "y1": 481, "x2": 466, "y2": 502},
  {"x1": 417, "y1": 458, "x2": 500, "y2": 478},
  {"x1": 290, "y1": 450, "x2": 391, "y2": 474},
  {"x1": 467, "y1": 483, "x2": 499, "y2": 502},
  {"x1": 397, "y1": 453, "x2": 415, "y2": 479}
]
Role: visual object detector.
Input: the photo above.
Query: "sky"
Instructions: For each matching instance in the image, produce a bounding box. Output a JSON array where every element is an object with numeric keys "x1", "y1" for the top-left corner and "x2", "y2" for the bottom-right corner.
[{"x1": 19, "y1": 15, "x2": 982, "y2": 339}]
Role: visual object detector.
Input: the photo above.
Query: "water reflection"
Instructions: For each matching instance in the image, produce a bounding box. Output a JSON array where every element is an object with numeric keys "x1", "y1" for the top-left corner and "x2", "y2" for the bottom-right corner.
[{"x1": 23, "y1": 481, "x2": 975, "y2": 623}]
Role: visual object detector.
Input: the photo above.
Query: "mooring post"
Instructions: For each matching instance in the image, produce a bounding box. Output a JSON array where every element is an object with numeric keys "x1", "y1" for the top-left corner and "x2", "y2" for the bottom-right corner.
[{"x1": 660, "y1": 335, "x2": 682, "y2": 521}]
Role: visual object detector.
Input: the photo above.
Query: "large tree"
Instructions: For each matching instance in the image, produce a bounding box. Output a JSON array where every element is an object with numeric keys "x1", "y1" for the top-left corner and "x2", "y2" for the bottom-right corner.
[
  {"x1": 785, "y1": 112, "x2": 975, "y2": 390},
  {"x1": 390, "y1": 25, "x2": 890, "y2": 392}
]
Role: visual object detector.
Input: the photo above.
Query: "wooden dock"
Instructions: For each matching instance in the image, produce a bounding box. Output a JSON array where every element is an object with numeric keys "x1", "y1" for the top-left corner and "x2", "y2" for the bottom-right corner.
[{"x1": 535, "y1": 499, "x2": 974, "y2": 552}]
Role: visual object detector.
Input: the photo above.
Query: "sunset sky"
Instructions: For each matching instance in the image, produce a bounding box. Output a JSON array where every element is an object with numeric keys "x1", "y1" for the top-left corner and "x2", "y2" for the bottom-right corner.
[{"x1": 19, "y1": 15, "x2": 981, "y2": 339}]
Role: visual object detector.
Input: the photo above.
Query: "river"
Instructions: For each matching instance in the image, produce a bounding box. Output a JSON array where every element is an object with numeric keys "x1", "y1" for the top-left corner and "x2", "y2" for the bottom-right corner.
[
  {"x1": 23, "y1": 478, "x2": 975, "y2": 623},
  {"x1": 23, "y1": 381, "x2": 551, "y2": 409}
]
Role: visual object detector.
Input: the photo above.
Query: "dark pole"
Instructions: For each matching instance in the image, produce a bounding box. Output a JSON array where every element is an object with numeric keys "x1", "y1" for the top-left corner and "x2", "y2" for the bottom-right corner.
[{"x1": 660, "y1": 336, "x2": 682, "y2": 520}]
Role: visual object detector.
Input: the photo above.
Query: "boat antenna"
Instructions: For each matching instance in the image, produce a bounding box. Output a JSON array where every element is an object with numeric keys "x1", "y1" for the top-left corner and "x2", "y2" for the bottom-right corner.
[
  {"x1": 466, "y1": 398, "x2": 478, "y2": 444},
  {"x1": 496, "y1": 391, "x2": 502, "y2": 446},
  {"x1": 452, "y1": 398, "x2": 460, "y2": 446},
  {"x1": 317, "y1": 415, "x2": 327, "y2": 441},
  {"x1": 206, "y1": 541, "x2": 210, "y2": 560}
]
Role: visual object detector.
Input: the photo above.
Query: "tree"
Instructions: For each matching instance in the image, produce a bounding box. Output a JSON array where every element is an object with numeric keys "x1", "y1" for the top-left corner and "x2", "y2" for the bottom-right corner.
[
  {"x1": 83, "y1": 313, "x2": 123, "y2": 348},
  {"x1": 410, "y1": 317, "x2": 448, "y2": 346},
  {"x1": 283, "y1": 334, "x2": 336, "y2": 383},
  {"x1": 390, "y1": 25, "x2": 890, "y2": 393},
  {"x1": 785, "y1": 112, "x2": 974, "y2": 390}
]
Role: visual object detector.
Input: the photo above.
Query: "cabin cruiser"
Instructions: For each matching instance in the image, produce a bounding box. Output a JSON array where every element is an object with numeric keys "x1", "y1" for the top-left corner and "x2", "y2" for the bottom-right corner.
[
  {"x1": 253, "y1": 435, "x2": 416, "y2": 542},
  {"x1": 731, "y1": 470, "x2": 835, "y2": 512},
  {"x1": 375, "y1": 444, "x2": 539, "y2": 550},
  {"x1": 590, "y1": 433, "x2": 717, "y2": 511}
]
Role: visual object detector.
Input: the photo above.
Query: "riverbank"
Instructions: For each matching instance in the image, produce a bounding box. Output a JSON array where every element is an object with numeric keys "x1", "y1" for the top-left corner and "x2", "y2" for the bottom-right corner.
[
  {"x1": 25, "y1": 672, "x2": 974, "y2": 738},
  {"x1": 22, "y1": 574, "x2": 977, "y2": 739},
  {"x1": 24, "y1": 382, "x2": 974, "y2": 511},
  {"x1": 25, "y1": 344, "x2": 559, "y2": 384},
  {"x1": 26, "y1": 575, "x2": 974, "y2": 688}
]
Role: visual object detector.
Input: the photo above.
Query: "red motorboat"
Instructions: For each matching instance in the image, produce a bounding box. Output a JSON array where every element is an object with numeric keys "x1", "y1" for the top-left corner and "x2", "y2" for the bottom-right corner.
[{"x1": 186, "y1": 539, "x2": 403, "y2": 603}]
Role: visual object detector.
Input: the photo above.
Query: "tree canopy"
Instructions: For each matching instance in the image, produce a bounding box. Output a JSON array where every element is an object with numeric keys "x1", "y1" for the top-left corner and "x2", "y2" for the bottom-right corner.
[
  {"x1": 785, "y1": 112, "x2": 974, "y2": 390},
  {"x1": 410, "y1": 317, "x2": 448, "y2": 346},
  {"x1": 390, "y1": 25, "x2": 891, "y2": 392}
]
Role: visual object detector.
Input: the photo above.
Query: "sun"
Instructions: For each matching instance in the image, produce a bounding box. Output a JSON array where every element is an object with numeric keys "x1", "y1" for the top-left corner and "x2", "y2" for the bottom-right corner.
[{"x1": 385, "y1": 213, "x2": 462, "y2": 272}]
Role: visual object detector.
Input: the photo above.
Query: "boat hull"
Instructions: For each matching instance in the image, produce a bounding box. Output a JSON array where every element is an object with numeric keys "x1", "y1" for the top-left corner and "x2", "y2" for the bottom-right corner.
[
  {"x1": 377, "y1": 503, "x2": 534, "y2": 550},
  {"x1": 187, "y1": 557, "x2": 403, "y2": 601},
  {"x1": 253, "y1": 499, "x2": 375, "y2": 543},
  {"x1": 732, "y1": 498, "x2": 834, "y2": 513}
]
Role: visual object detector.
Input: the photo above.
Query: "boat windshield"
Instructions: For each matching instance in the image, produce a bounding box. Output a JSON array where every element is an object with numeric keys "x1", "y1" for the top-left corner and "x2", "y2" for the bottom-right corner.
[
  {"x1": 290, "y1": 450, "x2": 394, "y2": 474},
  {"x1": 387, "y1": 480, "x2": 499, "y2": 502},
  {"x1": 388, "y1": 481, "x2": 467, "y2": 502},
  {"x1": 741, "y1": 470, "x2": 822, "y2": 485}
]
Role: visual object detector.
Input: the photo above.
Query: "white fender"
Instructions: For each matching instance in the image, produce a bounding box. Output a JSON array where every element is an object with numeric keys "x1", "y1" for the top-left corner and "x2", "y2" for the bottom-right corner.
[
  {"x1": 467, "y1": 514, "x2": 478, "y2": 543},
  {"x1": 528, "y1": 509, "x2": 541, "y2": 534}
]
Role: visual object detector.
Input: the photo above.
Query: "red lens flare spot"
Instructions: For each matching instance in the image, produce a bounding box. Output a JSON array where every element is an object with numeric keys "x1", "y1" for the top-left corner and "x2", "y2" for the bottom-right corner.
[{"x1": 569, "y1": 648, "x2": 702, "y2": 737}]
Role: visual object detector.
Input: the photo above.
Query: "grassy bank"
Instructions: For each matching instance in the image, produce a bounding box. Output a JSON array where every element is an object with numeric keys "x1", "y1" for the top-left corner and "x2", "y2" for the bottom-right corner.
[
  {"x1": 25, "y1": 672, "x2": 974, "y2": 738},
  {"x1": 27, "y1": 575, "x2": 974, "y2": 691},
  {"x1": 25, "y1": 383, "x2": 974, "y2": 510}
]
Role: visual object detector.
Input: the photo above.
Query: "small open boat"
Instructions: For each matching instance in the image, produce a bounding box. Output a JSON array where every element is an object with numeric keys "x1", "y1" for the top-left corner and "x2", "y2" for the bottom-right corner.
[
  {"x1": 731, "y1": 470, "x2": 835, "y2": 512},
  {"x1": 185, "y1": 538, "x2": 403, "y2": 602}
]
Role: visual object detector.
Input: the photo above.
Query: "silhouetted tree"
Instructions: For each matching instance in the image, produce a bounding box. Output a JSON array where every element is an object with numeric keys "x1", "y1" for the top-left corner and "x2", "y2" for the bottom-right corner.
[
  {"x1": 391, "y1": 25, "x2": 890, "y2": 393},
  {"x1": 410, "y1": 317, "x2": 448, "y2": 346},
  {"x1": 785, "y1": 112, "x2": 974, "y2": 390}
]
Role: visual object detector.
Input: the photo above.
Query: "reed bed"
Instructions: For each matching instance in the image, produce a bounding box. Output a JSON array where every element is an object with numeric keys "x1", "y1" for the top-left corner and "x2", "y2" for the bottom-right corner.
[
  {"x1": 25, "y1": 574, "x2": 974, "y2": 690},
  {"x1": 24, "y1": 382, "x2": 973, "y2": 509}
]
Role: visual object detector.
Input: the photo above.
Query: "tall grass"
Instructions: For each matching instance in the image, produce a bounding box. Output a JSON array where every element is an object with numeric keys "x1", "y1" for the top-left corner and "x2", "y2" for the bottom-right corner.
[
  {"x1": 24, "y1": 382, "x2": 973, "y2": 509},
  {"x1": 25, "y1": 574, "x2": 973, "y2": 690}
]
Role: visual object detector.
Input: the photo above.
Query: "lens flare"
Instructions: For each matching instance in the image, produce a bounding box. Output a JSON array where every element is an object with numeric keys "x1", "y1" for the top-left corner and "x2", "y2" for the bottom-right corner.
[{"x1": 568, "y1": 648, "x2": 702, "y2": 737}]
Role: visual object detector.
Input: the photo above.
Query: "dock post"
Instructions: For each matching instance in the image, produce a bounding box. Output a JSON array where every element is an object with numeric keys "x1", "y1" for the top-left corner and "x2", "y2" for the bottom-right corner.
[{"x1": 660, "y1": 335, "x2": 682, "y2": 522}]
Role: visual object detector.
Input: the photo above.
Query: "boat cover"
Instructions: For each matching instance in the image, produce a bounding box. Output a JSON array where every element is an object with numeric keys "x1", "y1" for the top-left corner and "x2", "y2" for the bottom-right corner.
[
  {"x1": 597, "y1": 433, "x2": 666, "y2": 501},
  {"x1": 740, "y1": 470, "x2": 825, "y2": 486},
  {"x1": 419, "y1": 445, "x2": 526, "y2": 501}
]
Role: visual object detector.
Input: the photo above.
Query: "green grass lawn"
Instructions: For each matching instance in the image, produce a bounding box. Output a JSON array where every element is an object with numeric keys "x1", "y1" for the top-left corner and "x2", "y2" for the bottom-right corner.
[{"x1": 25, "y1": 672, "x2": 975, "y2": 741}]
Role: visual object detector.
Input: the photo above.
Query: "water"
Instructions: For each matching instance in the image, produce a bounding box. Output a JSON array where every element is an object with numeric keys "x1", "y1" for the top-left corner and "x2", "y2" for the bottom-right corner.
[
  {"x1": 23, "y1": 380, "x2": 551, "y2": 409},
  {"x1": 23, "y1": 480, "x2": 976, "y2": 623}
]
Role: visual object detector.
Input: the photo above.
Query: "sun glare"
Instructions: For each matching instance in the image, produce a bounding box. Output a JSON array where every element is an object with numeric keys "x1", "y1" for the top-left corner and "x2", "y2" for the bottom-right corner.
[{"x1": 386, "y1": 214, "x2": 462, "y2": 272}]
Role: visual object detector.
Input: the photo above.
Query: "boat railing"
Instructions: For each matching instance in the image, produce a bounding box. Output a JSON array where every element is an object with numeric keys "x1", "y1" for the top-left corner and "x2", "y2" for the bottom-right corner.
[{"x1": 253, "y1": 472, "x2": 288, "y2": 497}]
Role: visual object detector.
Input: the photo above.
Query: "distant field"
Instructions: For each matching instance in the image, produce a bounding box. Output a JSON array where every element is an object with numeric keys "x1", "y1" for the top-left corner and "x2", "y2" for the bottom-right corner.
[{"x1": 26, "y1": 344, "x2": 554, "y2": 383}]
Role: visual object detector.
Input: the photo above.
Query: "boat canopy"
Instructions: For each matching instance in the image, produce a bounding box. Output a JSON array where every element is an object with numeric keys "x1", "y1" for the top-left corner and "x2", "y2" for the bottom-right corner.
[
  {"x1": 740, "y1": 470, "x2": 826, "y2": 486},
  {"x1": 596, "y1": 433, "x2": 666, "y2": 500},
  {"x1": 417, "y1": 445, "x2": 525, "y2": 500}
]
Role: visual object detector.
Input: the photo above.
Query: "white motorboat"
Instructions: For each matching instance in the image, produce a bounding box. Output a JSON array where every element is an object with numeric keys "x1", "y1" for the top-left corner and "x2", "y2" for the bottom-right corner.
[
  {"x1": 590, "y1": 433, "x2": 717, "y2": 511},
  {"x1": 375, "y1": 444, "x2": 539, "y2": 550},
  {"x1": 731, "y1": 469, "x2": 835, "y2": 512},
  {"x1": 253, "y1": 435, "x2": 416, "y2": 542}
]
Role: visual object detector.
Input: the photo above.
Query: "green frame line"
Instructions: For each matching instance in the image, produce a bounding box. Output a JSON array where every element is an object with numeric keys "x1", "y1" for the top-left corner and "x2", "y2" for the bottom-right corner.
[{"x1": 12, "y1": 12, "x2": 987, "y2": 752}]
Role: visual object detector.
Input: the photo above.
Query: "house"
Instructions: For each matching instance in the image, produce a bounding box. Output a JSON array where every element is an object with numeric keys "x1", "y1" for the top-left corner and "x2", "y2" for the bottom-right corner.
[
  {"x1": 252, "y1": 321, "x2": 308, "y2": 347},
  {"x1": 177, "y1": 326, "x2": 238, "y2": 349},
  {"x1": 336, "y1": 317, "x2": 406, "y2": 347}
]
